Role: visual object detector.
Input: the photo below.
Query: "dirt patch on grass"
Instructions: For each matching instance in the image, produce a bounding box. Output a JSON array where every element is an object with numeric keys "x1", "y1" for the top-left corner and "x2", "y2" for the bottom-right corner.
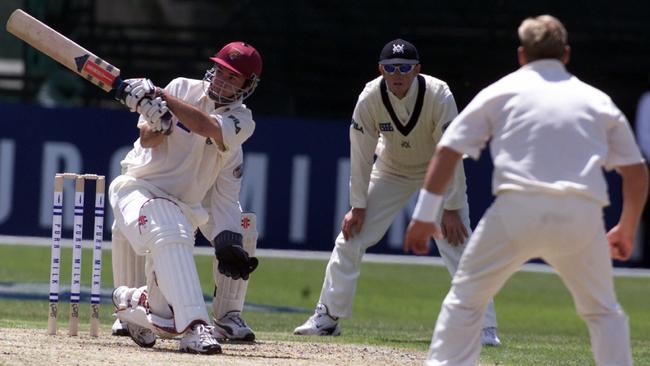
[{"x1": 0, "y1": 328, "x2": 426, "y2": 365}]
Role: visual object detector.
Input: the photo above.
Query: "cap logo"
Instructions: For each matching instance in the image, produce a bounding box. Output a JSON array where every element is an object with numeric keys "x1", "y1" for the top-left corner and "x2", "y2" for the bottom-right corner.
[
  {"x1": 227, "y1": 48, "x2": 243, "y2": 60},
  {"x1": 392, "y1": 43, "x2": 405, "y2": 54}
]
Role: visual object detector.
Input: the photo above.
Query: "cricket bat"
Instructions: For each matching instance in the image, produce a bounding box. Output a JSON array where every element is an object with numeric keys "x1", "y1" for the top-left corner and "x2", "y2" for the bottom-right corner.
[
  {"x1": 6, "y1": 9, "x2": 123, "y2": 92},
  {"x1": 6, "y1": 8, "x2": 173, "y2": 131}
]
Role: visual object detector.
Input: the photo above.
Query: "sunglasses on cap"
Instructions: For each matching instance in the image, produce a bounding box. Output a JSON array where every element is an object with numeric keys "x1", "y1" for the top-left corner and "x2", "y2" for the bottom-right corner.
[{"x1": 382, "y1": 64, "x2": 415, "y2": 75}]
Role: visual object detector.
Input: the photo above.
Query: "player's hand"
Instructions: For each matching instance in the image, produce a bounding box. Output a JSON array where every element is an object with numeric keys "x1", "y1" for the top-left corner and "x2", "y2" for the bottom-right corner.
[
  {"x1": 404, "y1": 219, "x2": 442, "y2": 255},
  {"x1": 139, "y1": 97, "x2": 173, "y2": 134},
  {"x1": 606, "y1": 224, "x2": 634, "y2": 261},
  {"x1": 440, "y1": 209, "x2": 469, "y2": 246},
  {"x1": 116, "y1": 78, "x2": 159, "y2": 112},
  {"x1": 342, "y1": 207, "x2": 365, "y2": 240}
]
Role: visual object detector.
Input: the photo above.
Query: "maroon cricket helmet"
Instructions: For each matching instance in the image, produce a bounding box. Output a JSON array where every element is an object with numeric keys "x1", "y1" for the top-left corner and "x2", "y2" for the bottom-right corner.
[{"x1": 210, "y1": 42, "x2": 262, "y2": 80}]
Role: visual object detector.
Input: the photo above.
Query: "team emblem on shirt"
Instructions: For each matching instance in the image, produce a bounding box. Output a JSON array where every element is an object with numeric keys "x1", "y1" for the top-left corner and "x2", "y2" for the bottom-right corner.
[
  {"x1": 233, "y1": 164, "x2": 243, "y2": 178},
  {"x1": 351, "y1": 119, "x2": 364, "y2": 133},
  {"x1": 401, "y1": 140, "x2": 411, "y2": 149},
  {"x1": 379, "y1": 122, "x2": 394, "y2": 132}
]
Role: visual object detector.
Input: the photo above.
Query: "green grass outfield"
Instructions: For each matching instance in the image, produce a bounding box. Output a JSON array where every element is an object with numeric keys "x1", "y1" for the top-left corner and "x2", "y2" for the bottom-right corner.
[{"x1": 0, "y1": 243, "x2": 648, "y2": 365}]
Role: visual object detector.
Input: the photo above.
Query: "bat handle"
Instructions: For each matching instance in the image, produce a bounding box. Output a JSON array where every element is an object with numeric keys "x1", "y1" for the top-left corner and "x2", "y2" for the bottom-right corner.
[
  {"x1": 161, "y1": 111, "x2": 174, "y2": 135},
  {"x1": 113, "y1": 77, "x2": 127, "y2": 101}
]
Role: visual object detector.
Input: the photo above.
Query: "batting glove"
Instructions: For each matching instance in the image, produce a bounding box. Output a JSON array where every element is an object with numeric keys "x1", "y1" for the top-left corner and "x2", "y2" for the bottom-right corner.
[
  {"x1": 139, "y1": 97, "x2": 173, "y2": 135},
  {"x1": 213, "y1": 230, "x2": 259, "y2": 280},
  {"x1": 116, "y1": 78, "x2": 161, "y2": 112}
]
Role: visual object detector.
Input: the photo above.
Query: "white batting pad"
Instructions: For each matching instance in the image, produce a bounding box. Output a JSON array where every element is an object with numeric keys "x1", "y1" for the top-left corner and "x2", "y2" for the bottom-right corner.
[
  {"x1": 138, "y1": 198, "x2": 194, "y2": 249},
  {"x1": 242, "y1": 212, "x2": 258, "y2": 257},
  {"x1": 151, "y1": 242, "x2": 210, "y2": 333},
  {"x1": 139, "y1": 198, "x2": 209, "y2": 333},
  {"x1": 111, "y1": 225, "x2": 146, "y2": 288},
  {"x1": 213, "y1": 212, "x2": 258, "y2": 319}
]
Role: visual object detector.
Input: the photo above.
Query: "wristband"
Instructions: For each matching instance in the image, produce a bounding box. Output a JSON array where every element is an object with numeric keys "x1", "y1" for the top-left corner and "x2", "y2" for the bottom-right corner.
[{"x1": 412, "y1": 189, "x2": 442, "y2": 222}]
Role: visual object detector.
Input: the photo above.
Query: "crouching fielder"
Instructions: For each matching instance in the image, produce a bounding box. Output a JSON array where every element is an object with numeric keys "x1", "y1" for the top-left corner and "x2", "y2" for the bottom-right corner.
[{"x1": 294, "y1": 38, "x2": 499, "y2": 346}]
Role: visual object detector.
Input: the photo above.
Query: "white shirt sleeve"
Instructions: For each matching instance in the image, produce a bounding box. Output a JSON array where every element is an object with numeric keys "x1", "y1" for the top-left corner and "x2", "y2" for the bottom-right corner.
[
  {"x1": 349, "y1": 97, "x2": 379, "y2": 208},
  {"x1": 432, "y1": 84, "x2": 459, "y2": 138},
  {"x1": 440, "y1": 90, "x2": 493, "y2": 159},
  {"x1": 604, "y1": 99, "x2": 645, "y2": 170},
  {"x1": 430, "y1": 85, "x2": 467, "y2": 210},
  {"x1": 212, "y1": 109, "x2": 255, "y2": 152},
  {"x1": 198, "y1": 149, "x2": 244, "y2": 240}
]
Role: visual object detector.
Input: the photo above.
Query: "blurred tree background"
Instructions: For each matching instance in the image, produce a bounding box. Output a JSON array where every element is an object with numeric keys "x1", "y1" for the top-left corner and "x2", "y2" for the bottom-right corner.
[{"x1": 0, "y1": 0, "x2": 648, "y2": 122}]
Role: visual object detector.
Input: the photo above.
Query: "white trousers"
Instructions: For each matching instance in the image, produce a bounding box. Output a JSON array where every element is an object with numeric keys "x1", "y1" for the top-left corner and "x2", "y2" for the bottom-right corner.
[
  {"x1": 109, "y1": 182, "x2": 210, "y2": 332},
  {"x1": 111, "y1": 223, "x2": 146, "y2": 289},
  {"x1": 427, "y1": 192, "x2": 632, "y2": 366},
  {"x1": 319, "y1": 171, "x2": 497, "y2": 329}
]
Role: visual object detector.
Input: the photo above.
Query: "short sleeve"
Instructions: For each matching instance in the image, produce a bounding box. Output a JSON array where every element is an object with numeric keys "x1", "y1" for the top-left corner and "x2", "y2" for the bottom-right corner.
[
  {"x1": 432, "y1": 84, "x2": 459, "y2": 139},
  {"x1": 349, "y1": 92, "x2": 379, "y2": 208},
  {"x1": 212, "y1": 110, "x2": 255, "y2": 152},
  {"x1": 603, "y1": 101, "x2": 644, "y2": 170},
  {"x1": 440, "y1": 90, "x2": 493, "y2": 159}
]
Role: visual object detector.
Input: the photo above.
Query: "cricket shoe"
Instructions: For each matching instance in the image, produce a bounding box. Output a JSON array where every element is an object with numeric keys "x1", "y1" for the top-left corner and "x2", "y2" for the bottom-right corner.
[
  {"x1": 179, "y1": 324, "x2": 222, "y2": 355},
  {"x1": 111, "y1": 318, "x2": 130, "y2": 337},
  {"x1": 213, "y1": 311, "x2": 256, "y2": 341},
  {"x1": 481, "y1": 327, "x2": 501, "y2": 346},
  {"x1": 293, "y1": 303, "x2": 340, "y2": 336}
]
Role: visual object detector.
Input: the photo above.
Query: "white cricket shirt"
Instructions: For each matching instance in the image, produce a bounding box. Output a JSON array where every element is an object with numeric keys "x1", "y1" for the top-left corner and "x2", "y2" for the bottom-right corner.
[
  {"x1": 120, "y1": 77, "x2": 255, "y2": 207},
  {"x1": 440, "y1": 59, "x2": 644, "y2": 206},
  {"x1": 349, "y1": 74, "x2": 467, "y2": 209}
]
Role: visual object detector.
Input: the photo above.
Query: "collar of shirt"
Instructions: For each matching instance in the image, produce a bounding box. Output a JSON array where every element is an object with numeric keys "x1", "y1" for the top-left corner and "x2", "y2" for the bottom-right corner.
[
  {"x1": 387, "y1": 76, "x2": 418, "y2": 119},
  {"x1": 520, "y1": 59, "x2": 567, "y2": 73}
]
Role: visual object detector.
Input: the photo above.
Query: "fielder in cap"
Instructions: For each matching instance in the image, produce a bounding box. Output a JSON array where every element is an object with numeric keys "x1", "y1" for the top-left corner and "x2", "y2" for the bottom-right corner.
[
  {"x1": 109, "y1": 41, "x2": 262, "y2": 354},
  {"x1": 405, "y1": 15, "x2": 648, "y2": 365},
  {"x1": 294, "y1": 38, "x2": 500, "y2": 346}
]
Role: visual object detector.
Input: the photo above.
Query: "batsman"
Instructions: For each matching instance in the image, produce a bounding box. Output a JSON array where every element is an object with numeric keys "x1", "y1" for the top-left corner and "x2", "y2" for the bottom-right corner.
[{"x1": 109, "y1": 41, "x2": 262, "y2": 354}]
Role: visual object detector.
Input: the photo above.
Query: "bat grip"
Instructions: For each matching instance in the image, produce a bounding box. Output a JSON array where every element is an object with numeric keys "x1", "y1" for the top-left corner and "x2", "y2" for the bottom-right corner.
[
  {"x1": 113, "y1": 77, "x2": 127, "y2": 101},
  {"x1": 161, "y1": 111, "x2": 174, "y2": 135}
]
